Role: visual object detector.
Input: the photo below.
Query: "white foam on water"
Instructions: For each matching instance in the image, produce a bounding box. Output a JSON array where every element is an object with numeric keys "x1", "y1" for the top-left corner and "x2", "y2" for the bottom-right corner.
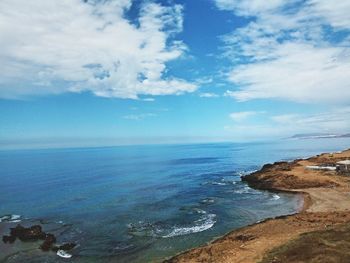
[
  {"x1": 57, "y1": 250, "x2": 72, "y2": 258},
  {"x1": 200, "y1": 198, "x2": 215, "y2": 204},
  {"x1": 238, "y1": 170, "x2": 258, "y2": 177},
  {"x1": 211, "y1": 182, "x2": 226, "y2": 186},
  {"x1": 127, "y1": 221, "x2": 157, "y2": 237},
  {"x1": 162, "y1": 214, "x2": 216, "y2": 238},
  {"x1": 272, "y1": 194, "x2": 281, "y2": 200},
  {"x1": 0, "y1": 214, "x2": 21, "y2": 223},
  {"x1": 11, "y1": 215, "x2": 21, "y2": 220},
  {"x1": 193, "y1": 208, "x2": 207, "y2": 214},
  {"x1": 233, "y1": 185, "x2": 251, "y2": 194}
]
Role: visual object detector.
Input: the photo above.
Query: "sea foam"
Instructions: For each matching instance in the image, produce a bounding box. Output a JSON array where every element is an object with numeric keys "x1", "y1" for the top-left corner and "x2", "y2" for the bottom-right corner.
[
  {"x1": 272, "y1": 194, "x2": 281, "y2": 200},
  {"x1": 163, "y1": 213, "x2": 216, "y2": 238},
  {"x1": 0, "y1": 214, "x2": 21, "y2": 223}
]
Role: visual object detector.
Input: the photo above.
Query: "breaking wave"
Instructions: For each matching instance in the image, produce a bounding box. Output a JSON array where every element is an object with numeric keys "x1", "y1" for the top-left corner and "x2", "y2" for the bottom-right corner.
[
  {"x1": 200, "y1": 198, "x2": 215, "y2": 205},
  {"x1": 233, "y1": 185, "x2": 252, "y2": 194},
  {"x1": 162, "y1": 213, "x2": 216, "y2": 238},
  {"x1": 237, "y1": 169, "x2": 258, "y2": 177},
  {"x1": 0, "y1": 214, "x2": 21, "y2": 223},
  {"x1": 127, "y1": 212, "x2": 216, "y2": 239},
  {"x1": 272, "y1": 194, "x2": 281, "y2": 200}
]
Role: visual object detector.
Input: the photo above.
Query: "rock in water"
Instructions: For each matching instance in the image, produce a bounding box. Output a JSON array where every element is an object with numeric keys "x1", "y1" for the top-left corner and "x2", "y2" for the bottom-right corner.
[
  {"x1": 40, "y1": 234, "x2": 57, "y2": 251},
  {"x1": 2, "y1": 235, "x2": 16, "y2": 243},
  {"x1": 10, "y1": 224, "x2": 46, "y2": 241},
  {"x1": 58, "y1": 243, "x2": 76, "y2": 251},
  {"x1": 2, "y1": 223, "x2": 76, "y2": 257}
]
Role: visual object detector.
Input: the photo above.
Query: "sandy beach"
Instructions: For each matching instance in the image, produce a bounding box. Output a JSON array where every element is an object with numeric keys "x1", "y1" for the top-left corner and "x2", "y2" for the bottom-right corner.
[{"x1": 165, "y1": 149, "x2": 350, "y2": 263}]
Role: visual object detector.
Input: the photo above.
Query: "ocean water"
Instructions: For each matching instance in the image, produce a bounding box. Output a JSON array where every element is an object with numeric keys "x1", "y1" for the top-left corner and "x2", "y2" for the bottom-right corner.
[{"x1": 1, "y1": 138, "x2": 350, "y2": 262}]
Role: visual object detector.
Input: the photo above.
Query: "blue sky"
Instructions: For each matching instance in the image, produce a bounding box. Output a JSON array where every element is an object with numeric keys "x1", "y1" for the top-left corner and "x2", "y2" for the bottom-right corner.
[{"x1": 0, "y1": 0, "x2": 350, "y2": 149}]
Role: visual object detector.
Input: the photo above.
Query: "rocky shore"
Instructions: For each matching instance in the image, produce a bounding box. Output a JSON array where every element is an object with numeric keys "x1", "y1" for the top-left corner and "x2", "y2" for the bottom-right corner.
[
  {"x1": 2, "y1": 224, "x2": 76, "y2": 253},
  {"x1": 1, "y1": 221, "x2": 77, "y2": 260},
  {"x1": 165, "y1": 149, "x2": 350, "y2": 263}
]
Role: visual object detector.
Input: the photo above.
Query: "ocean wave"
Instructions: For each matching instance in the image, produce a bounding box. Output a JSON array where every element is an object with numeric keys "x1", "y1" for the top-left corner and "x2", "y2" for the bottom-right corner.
[
  {"x1": 0, "y1": 214, "x2": 21, "y2": 223},
  {"x1": 200, "y1": 198, "x2": 215, "y2": 205},
  {"x1": 127, "y1": 212, "x2": 216, "y2": 239},
  {"x1": 179, "y1": 206, "x2": 207, "y2": 214},
  {"x1": 211, "y1": 177, "x2": 239, "y2": 186},
  {"x1": 271, "y1": 194, "x2": 281, "y2": 200},
  {"x1": 127, "y1": 221, "x2": 164, "y2": 237},
  {"x1": 113, "y1": 243, "x2": 136, "y2": 253},
  {"x1": 237, "y1": 169, "x2": 258, "y2": 177},
  {"x1": 233, "y1": 185, "x2": 251, "y2": 194},
  {"x1": 162, "y1": 213, "x2": 216, "y2": 238},
  {"x1": 193, "y1": 208, "x2": 207, "y2": 214},
  {"x1": 211, "y1": 181, "x2": 227, "y2": 186},
  {"x1": 221, "y1": 177, "x2": 239, "y2": 185}
]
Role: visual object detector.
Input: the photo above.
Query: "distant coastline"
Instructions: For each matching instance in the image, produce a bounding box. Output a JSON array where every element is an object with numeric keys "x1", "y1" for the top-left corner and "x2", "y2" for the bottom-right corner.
[
  {"x1": 166, "y1": 148, "x2": 350, "y2": 263},
  {"x1": 288, "y1": 133, "x2": 350, "y2": 140}
]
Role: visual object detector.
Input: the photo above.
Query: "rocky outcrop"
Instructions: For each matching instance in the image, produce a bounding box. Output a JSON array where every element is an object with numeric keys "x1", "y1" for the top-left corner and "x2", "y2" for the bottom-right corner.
[
  {"x1": 3, "y1": 224, "x2": 46, "y2": 242},
  {"x1": 242, "y1": 161, "x2": 338, "y2": 190},
  {"x1": 2, "y1": 224, "x2": 76, "y2": 254},
  {"x1": 40, "y1": 233, "x2": 57, "y2": 251}
]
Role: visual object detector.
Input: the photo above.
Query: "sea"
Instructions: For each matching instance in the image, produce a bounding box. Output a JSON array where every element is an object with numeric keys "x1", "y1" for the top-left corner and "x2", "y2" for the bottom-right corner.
[{"x1": 1, "y1": 138, "x2": 350, "y2": 262}]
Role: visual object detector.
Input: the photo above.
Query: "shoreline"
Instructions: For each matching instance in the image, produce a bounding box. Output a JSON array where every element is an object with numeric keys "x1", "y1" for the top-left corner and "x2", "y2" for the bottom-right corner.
[{"x1": 165, "y1": 148, "x2": 350, "y2": 263}]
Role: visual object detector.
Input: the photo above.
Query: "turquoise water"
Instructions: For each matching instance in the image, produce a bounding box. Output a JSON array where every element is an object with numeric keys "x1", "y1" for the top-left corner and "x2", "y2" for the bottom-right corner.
[{"x1": 1, "y1": 138, "x2": 350, "y2": 262}]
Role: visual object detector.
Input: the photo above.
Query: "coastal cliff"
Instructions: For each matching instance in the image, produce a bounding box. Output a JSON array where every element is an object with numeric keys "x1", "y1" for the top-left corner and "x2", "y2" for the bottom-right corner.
[{"x1": 165, "y1": 149, "x2": 350, "y2": 263}]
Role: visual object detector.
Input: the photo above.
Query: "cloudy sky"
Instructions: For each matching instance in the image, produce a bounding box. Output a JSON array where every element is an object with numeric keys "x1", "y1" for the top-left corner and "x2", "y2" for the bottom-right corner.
[{"x1": 1, "y1": 0, "x2": 349, "y2": 148}]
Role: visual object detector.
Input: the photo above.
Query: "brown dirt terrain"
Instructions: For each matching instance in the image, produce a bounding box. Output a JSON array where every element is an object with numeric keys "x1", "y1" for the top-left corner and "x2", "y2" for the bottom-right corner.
[
  {"x1": 260, "y1": 222, "x2": 350, "y2": 263},
  {"x1": 165, "y1": 149, "x2": 350, "y2": 263}
]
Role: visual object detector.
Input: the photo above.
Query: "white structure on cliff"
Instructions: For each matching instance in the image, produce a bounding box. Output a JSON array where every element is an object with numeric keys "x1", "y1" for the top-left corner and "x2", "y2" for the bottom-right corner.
[{"x1": 337, "y1": 160, "x2": 350, "y2": 174}]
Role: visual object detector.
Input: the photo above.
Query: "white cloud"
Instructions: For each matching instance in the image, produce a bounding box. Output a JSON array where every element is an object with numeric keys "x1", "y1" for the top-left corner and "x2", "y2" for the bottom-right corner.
[
  {"x1": 215, "y1": 0, "x2": 350, "y2": 104},
  {"x1": 228, "y1": 43, "x2": 350, "y2": 103},
  {"x1": 224, "y1": 124, "x2": 288, "y2": 140},
  {"x1": 270, "y1": 114, "x2": 299, "y2": 124},
  {"x1": 123, "y1": 113, "x2": 156, "y2": 120},
  {"x1": 0, "y1": 0, "x2": 197, "y2": 99},
  {"x1": 215, "y1": 0, "x2": 289, "y2": 16},
  {"x1": 199, "y1": 92, "x2": 219, "y2": 98},
  {"x1": 215, "y1": 0, "x2": 350, "y2": 29},
  {"x1": 196, "y1": 77, "x2": 214, "y2": 85},
  {"x1": 229, "y1": 111, "x2": 257, "y2": 121},
  {"x1": 307, "y1": 0, "x2": 350, "y2": 29},
  {"x1": 224, "y1": 108, "x2": 350, "y2": 140},
  {"x1": 271, "y1": 108, "x2": 350, "y2": 133}
]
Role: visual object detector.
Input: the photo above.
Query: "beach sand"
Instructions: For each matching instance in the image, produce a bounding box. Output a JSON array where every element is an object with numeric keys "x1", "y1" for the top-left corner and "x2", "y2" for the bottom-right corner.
[{"x1": 165, "y1": 149, "x2": 350, "y2": 263}]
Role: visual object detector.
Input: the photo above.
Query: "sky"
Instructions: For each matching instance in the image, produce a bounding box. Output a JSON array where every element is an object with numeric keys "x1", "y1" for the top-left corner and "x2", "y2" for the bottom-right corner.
[{"x1": 0, "y1": 0, "x2": 350, "y2": 149}]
